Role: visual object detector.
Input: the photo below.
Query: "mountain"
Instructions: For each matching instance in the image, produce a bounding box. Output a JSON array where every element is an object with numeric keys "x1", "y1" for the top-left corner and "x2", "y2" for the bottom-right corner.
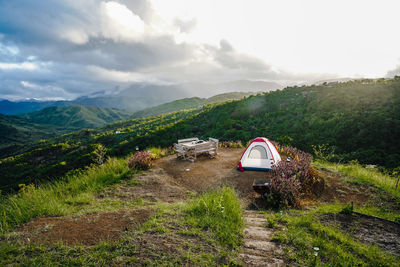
[
  {"x1": 0, "y1": 80, "x2": 282, "y2": 115},
  {"x1": 0, "y1": 99, "x2": 68, "y2": 115},
  {"x1": 131, "y1": 92, "x2": 254, "y2": 118},
  {"x1": 20, "y1": 105, "x2": 132, "y2": 129},
  {"x1": 0, "y1": 105, "x2": 132, "y2": 155},
  {"x1": 1, "y1": 77, "x2": 399, "y2": 191}
]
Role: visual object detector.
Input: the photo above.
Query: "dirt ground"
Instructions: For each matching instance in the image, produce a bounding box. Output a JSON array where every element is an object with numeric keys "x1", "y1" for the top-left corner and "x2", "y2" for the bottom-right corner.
[
  {"x1": 319, "y1": 213, "x2": 400, "y2": 257},
  {"x1": 157, "y1": 147, "x2": 267, "y2": 206},
  {"x1": 17, "y1": 209, "x2": 153, "y2": 246}
]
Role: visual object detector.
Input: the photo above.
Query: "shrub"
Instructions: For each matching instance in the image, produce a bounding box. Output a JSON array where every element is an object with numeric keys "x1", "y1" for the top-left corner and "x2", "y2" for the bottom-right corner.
[
  {"x1": 270, "y1": 162, "x2": 301, "y2": 207},
  {"x1": 219, "y1": 140, "x2": 244, "y2": 148},
  {"x1": 270, "y1": 144, "x2": 320, "y2": 207},
  {"x1": 128, "y1": 151, "x2": 153, "y2": 170}
]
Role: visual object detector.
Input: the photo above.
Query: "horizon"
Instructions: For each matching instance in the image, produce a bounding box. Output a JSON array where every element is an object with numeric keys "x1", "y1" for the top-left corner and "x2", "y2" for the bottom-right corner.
[{"x1": 1, "y1": 0, "x2": 400, "y2": 101}]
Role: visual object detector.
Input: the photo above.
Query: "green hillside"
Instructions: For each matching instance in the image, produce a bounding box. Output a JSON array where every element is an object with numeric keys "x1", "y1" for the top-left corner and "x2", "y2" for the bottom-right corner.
[
  {"x1": 1, "y1": 78, "x2": 399, "y2": 191},
  {"x1": 0, "y1": 106, "x2": 132, "y2": 156},
  {"x1": 20, "y1": 105, "x2": 132, "y2": 129},
  {"x1": 131, "y1": 92, "x2": 253, "y2": 118},
  {"x1": 0, "y1": 114, "x2": 66, "y2": 153}
]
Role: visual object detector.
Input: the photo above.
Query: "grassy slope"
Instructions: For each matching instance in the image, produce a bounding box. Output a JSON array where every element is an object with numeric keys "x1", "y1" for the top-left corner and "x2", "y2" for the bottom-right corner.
[
  {"x1": 263, "y1": 162, "x2": 400, "y2": 266},
  {"x1": 0, "y1": 155, "x2": 243, "y2": 265},
  {"x1": 0, "y1": 152, "x2": 398, "y2": 265},
  {"x1": 131, "y1": 92, "x2": 253, "y2": 118}
]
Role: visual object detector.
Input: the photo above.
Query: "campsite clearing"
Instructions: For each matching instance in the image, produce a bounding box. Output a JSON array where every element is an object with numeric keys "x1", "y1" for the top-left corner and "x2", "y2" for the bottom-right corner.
[{"x1": 3, "y1": 148, "x2": 400, "y2": 265}]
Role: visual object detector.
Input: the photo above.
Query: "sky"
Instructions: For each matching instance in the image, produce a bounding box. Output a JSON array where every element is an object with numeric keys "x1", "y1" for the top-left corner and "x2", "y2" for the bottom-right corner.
[{"x1": 0, "y1": 0, "x2": 400, "y2": 100}]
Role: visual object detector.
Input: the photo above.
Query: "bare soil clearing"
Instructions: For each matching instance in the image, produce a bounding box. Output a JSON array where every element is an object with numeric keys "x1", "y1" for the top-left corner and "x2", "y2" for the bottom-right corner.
[
  {"x1": 17, "y1": 209, "x2": 153, "y2": 246},
  {"x1": 103, "y1": 166, "x2": 189, "y2": 203},
  {"x1": 319, "y1": 213, "x2": 400, "y2": 257},
  {"x1": 157, "y1": 148, "x2": 266, "y2": 206}
]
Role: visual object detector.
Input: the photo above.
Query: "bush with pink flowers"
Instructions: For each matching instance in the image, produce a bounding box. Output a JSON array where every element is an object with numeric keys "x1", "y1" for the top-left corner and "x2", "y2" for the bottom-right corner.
[
  {"x1": 270, "y1": 144, "x2": 319, "y2": 207},
  {"x1": 128, "y1": 151, "x2": 153, "y2": 170}
]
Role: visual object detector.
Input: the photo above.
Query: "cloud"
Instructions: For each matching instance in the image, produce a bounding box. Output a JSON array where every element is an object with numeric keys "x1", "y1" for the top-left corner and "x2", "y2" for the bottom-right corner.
[
  {"x1": 0, "y1": 0, "x2": 340, "y2": 100},
  {"x1": 386, "y1": 64, "x2": 400, "y2": 77},
  {"x1": 0, "y1": 62, "x2": 38, "y2": 71},
  {"x1": 174, "y1": 18, "x2": 197, "y2": 33}
]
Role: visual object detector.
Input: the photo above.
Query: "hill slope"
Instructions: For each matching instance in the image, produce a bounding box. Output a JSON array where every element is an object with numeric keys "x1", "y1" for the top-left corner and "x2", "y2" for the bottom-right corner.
[
  {"x1": 20, "y1": 105, "x2": 132, "y2": 129},
  {"x1": 0, "y1": 105, "x2": 132, "y2": 155},
  {"x1": 1, "y1": 78, "x2": 399, "y2": 191},
  {"x1": 131, "y1": 92, "x2": 253, "y2": 118}
]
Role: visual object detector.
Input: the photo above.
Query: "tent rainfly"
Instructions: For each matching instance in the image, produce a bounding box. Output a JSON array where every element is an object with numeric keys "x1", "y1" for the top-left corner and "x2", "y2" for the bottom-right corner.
[{"x1": 237, "y1": 137, "x2": 281, "y2": 171}]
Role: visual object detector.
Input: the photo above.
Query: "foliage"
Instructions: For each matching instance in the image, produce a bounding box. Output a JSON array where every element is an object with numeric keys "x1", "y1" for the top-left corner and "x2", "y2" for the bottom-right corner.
[
  {"x1": 219, "y1": 140, "x2": 244, "y2": 148},
  {"x1": 92, "y1": 144, "x2": 107, "y2": 165},
  {"x1": 128, "y1": 151, "x2": 153, "y2": 170},
  {"x1": 184, "y1": 187, "x2": 243, "y2": 249},
  {"x1": 131, "y1": 92, "x2": 253, "y2": 118},
  {"x1": 340, "y1": 203, "x2": 354, "y2": 215},
  {"x1": 0, "y1": 105, "x2": 132, "y2": 152},
  {"x1": 270, "y1": 145, "x2": 317, "y2": 207}
]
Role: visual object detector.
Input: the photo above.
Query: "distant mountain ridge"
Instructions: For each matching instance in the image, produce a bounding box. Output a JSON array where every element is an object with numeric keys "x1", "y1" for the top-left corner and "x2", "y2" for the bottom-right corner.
[
  {"x1": 20, "y1": 105, "x2": 132, "y2": 129},
  {"x1": 0, "y1": 105, "x2": 132, "y2": 153},
  {"x1": 131, "y1": 92, "x2": 254, "y2": 118},
  {"x1": 0, "y1": 80, "x2": 282, "y2": 115}
]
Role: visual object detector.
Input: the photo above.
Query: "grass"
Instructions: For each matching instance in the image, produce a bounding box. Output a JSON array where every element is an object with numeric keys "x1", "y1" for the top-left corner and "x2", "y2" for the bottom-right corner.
[
  {"x1": 270, "y1": 211, "x2": 399, "y2": 266},
  {"x1": 315, "y1": 160, "x2": 400, "y2": 199},
  {"x1": 0, "y1": 157, "x2": 137, "y2": 233},
  {"x1": 314, "y1": 203, "x2": 400, "y2": 222},
  {"x1": 184, "y1": 186, "x2": 244, "y2": 249},
  {"x1": 0, "y1": 187, "x2": 244, "y2": 266}
]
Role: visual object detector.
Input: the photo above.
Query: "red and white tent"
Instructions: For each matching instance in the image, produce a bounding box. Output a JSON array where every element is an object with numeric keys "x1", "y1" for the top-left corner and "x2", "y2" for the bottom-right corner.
[{"x1": 237, "y1": 137, "x2": 281, "y2": 171}]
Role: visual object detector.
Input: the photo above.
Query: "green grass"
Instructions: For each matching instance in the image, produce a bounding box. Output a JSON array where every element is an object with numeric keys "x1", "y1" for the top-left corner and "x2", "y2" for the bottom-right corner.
[
  {"x1": 0, "y1": 187, "x2": 244, "y2": 266},
  {"x1": 315, "y1": 161, "x2": 400, "y2": 199},
  {"x1": 314, "y1": 203, "x2": 400, "y2": 222},
  {"x1": 184, "y1": 186, "x2": 244, "y2": 249},
  {"x1": 271, "y1": 211, "x2": 399, "y2": 266},
  {"x1": 0, "y1": 157, "x2": 137, "y2": 233}
]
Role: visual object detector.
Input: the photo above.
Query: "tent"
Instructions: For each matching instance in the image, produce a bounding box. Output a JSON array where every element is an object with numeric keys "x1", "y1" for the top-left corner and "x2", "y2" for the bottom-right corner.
[{"x1": 237, "y1": 137, "x2": 281, "y2": 171}]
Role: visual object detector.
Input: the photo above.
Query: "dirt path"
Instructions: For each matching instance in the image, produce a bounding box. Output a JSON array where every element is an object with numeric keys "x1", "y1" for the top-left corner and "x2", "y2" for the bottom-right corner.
[{"x1": 240, "y1": 210, "x2": 284, "y2": 267}]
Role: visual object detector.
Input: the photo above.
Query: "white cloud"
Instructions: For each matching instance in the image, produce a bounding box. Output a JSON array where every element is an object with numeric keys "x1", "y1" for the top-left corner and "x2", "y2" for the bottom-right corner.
[
  {"x1": 86, "y1": 65, "x2": 149, "y2": 83},
  {"x1": 0, "y1": 62, "x2": 38, "y2": 71},
  {"x1": 100, "y1": 1, "x2": 146, "y2": 42},
  {"x1": 60, "y1": 29, "x2": 89, "y2": 45}
]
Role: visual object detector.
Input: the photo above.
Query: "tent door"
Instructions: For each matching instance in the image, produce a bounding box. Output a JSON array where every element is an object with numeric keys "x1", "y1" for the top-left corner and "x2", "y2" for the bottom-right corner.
[{"x1": 244, "y1": 145, "x2": 272, "y2": 169}]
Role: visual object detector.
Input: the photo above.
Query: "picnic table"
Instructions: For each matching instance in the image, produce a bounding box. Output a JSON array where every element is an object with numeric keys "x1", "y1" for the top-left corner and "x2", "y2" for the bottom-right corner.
[{"x1": 175, "y1": 137, "x2": 219, "y2": 161}]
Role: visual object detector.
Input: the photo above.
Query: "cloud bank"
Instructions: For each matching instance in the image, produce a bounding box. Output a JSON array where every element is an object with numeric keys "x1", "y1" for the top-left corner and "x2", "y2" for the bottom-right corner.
[{"x1": 1, "y1": 0, "x2": 397, "y2": 100}]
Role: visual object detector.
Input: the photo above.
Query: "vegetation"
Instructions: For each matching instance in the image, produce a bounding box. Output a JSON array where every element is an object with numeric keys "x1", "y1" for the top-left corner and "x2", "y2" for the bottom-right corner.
[
  {"x1": 131, "y1": 92, "x2": 253, "y2": 118},
  {"x1": 270, "y1": 211, "x2": 399, "y2": 266},
  {"x1": 0, "y1": 105, "x2": 132, "y2": 154},
  {"x1": 1, "y1": 78, "x2": 399, "y2": 192},
  {"x1": 315, "y1": 160, "x2": 400, "y2": 199},
  {"x1": 0, "y1": 181, "x2": 243, "y2": 265},
  {"x1": 0, "y1": 157, "x2": 135, "y2": 233},
  {"x1": 184, "y1": 187, "x2": 244, "y2": 249}
]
